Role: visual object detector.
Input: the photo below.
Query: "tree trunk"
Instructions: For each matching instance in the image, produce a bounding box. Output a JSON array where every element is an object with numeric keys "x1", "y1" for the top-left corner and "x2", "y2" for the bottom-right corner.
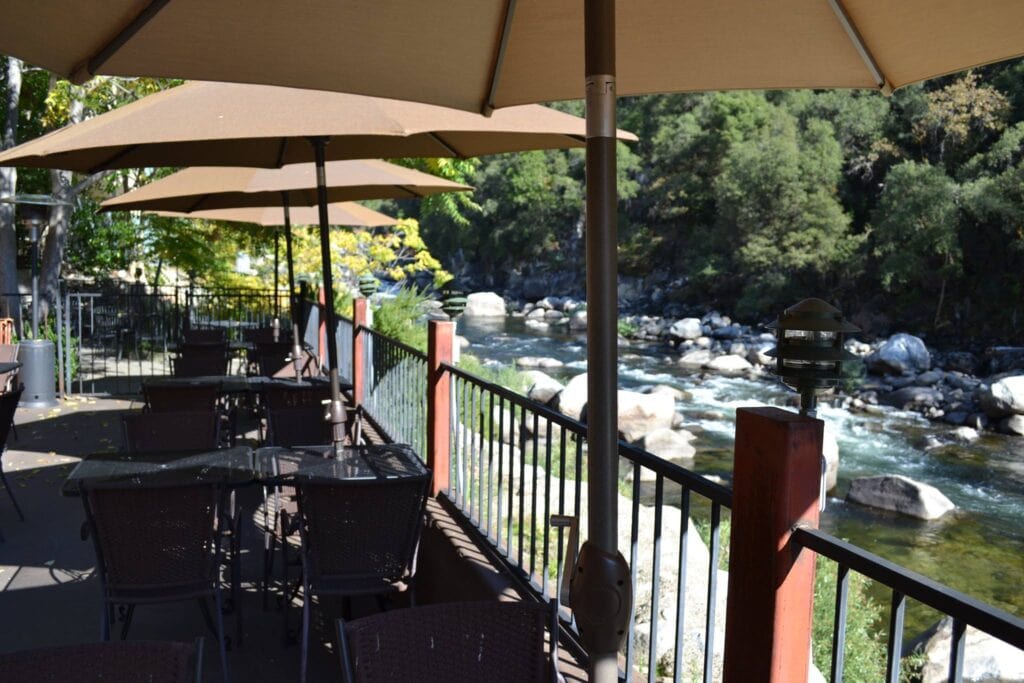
[
  {"x1": 0, "y1": 57, "x2": 23, "y2": 333},
  {"x1": 38, "y1": 79, "x2": 84, "y2": 324}
]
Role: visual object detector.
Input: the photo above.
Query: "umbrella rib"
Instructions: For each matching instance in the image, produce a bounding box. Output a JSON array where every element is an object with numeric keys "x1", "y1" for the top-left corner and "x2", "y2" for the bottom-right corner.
[
  {"x1": 87, "y1": 144, "x2": 142, "y2": 175},
  {"x1": 826, "y1": 0, "x2": 891, "y2": 93},
  {"x1": 427, "y1": 133, "x2": 463, "y2": 158},
  {"x1": 185, "y1": 195, "x2": 209, "y2": 213},
  {"x1": 481, "y1": 0, "x2": 518, "y2": 116},
  {"x1": 275, "y1": 138, "x2": 289, "y2": 168},
  {"x1": 77, "y1": 0, "x2": 172, "y2": 82}
]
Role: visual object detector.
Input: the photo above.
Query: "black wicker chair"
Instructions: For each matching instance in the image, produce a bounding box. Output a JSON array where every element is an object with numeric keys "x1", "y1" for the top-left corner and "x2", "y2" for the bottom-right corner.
[
  {"x1": 0, "y1": 638, "x2": 204, "y2": 683},
  {"x1": 293, "y1": 473, "x2": 430, "y2": 682},
  {"x1": 81, "y1": 482, "x2": 229, "y2": 683},
  {"x1": 144, "y1": 384, "x2": 221, "y2": 413},
  {"x1": 337, "y1": 601, "x2": 559, "y2": 683},
  {"x1": 183, "y1": 329, "x2": 227, "y2": 345},
  {"x1": 122, "y1": 411, "x2": 221, "y2": 454},
  {"x1": 173, "y1": 344, "x2": 229, "y2": 378}
]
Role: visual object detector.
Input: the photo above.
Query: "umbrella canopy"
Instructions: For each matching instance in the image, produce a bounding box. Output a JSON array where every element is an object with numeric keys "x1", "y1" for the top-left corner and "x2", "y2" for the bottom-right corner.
[
  {"x1": 2, "y1": 2, "x2": 1023, "y2": 112},
  {"x1": 148, "y1": 202, "x2": 398, "y2": 228},
  {"x1": 100, "y1": 159, "x2": 470, "y2": 212},
  {"x1": 0, "y1": 80, "x2": 635, "y2": 171}
]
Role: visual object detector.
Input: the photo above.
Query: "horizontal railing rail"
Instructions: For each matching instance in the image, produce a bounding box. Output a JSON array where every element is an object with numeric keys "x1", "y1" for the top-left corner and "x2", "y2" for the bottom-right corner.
[{"x1": 793, "y1": 525, "x2": 1024, "y2": 683}]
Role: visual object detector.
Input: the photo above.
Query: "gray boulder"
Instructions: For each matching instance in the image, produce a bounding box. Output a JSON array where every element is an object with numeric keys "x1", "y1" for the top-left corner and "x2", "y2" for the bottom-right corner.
[
  {"x1": 642, "y1": 428, "x2": 697, "y2": 459},
  {"x1": 515, "y1": 356, "x2": 564, "y2": 369},
  {"x1": 847, "y1": 475, "x2": 955, "y2": 520},
  {"x1": 880, "y1": 386, "x2": 944, "y2": 409},
  {"x1": 568, "y1": 310, "x2": 587, "y2": 331},
  {"x1": 554, "y1": 373, "x2": 589, "y2": 421},
  {"x1": 679, "y1": 349, "x2": 713, "y2": 369},
  {"x1": 705, "y1": 354, "x2": 753, "y2": 376},
  {"x1": 463, "y1": 291, "x2": 507, "y2": 317},
  {"x1": 669, "y1": 317, "x2": 703, "y2": 341},
  {"x1": 822, "y1": 427, "x2": 839, "y2": 492},
  {"x1": 1000, "y1": 414, "x2": 1024, "y2": 436},
  {"x1": 524, "y1": 370, "x2": 564, "y2": 405},
  {"x1": 866, "y1": 333, "x2": 931, "y2": 375},
  {"x1": 919, "y1": 616, "x2": 1024, "y2": 683},
  {"x1": 979, "y1": 375, "x2": 1024, "y2": 417},
  {"x1": 618, "y1": 390, "x2": 677, "y2": 442}
]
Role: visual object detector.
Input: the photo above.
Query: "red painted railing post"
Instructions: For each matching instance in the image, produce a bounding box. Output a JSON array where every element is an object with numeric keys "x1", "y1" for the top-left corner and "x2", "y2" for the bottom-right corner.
[
  {"x1": 352, "y1": 298, "x2": 369, "y2": 406},
  {"x1": 723, "y1": 406, "x2": 823, "y2": 683},
  {"x1": 317, "y1": 286, "x2": 327, "y2": 368},
  {"x1": 427, "y1": 320, "x2": 452, "y2": 496}
]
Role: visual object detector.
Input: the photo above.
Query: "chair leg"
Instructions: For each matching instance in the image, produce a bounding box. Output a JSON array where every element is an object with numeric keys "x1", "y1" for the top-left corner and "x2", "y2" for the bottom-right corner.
[
  {"x1": 232, "y1": 514, "x2": 243, "y2": 648},
  {"x1": 0, "y1": 458, "x2": 25, "y2": 521},
  {"x1": 120, "y1": 604, "x2": 136, "y2": 640},
  {"x1": 214, "y1": 591, "x2": 231, "y2": 683},
  {"x1": 300, "y1": 578, "x2": 311, "y2": 683},
  {"x1": 102, "y1": 604, "x2": 113, "y2": 641}
]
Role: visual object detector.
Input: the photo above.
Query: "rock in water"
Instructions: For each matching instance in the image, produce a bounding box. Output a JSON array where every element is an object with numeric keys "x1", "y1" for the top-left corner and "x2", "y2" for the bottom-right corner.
[
  {"x1": 618, "y1": 391, "x2": 676, "y2": 442},
  {"x1": 705, "y1": 354, "x2": 753, "y2": 376},
  {"x1": 979, "y1": 375, "x2": 1024, "y2": 417},
  {"x1": 918, "y1": 616, "x2": 1024, "y2": 683},
  {"x1": 669, "y1": 317, "x2": 703, "y2": 341},
  {"x1": 642, "y1": 428, "x2": 696, "y2": 459},
  {"x1": 554, "y1": 373, "x2": 589, "y2": 421},
  {"x1": 866, "y1": 333, "x2": 931, "y2": 375},
  {"x1": 678, "y1": 349, "x2": 713, "y2": 369},
  {"x1": 847, "y1": 475, "x2": 955, "y2": 520},
  {"x1": 462, "y1": 291, "x2": 507, "y2": 317},
  {"x1": 523, "y1": 370, "x2": 564, "y2": 405}
]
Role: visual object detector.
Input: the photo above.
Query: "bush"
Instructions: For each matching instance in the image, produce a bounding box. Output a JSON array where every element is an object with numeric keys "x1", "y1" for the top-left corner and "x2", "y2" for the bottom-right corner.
[{"x1": 372, "y1": 285, "x2": 430, "y2": 352}]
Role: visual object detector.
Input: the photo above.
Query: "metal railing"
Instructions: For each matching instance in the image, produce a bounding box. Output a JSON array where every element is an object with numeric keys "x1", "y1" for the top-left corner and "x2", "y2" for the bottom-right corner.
[
  {"x1": 443, "y1": 362, "x2": 734, "y2": 682},
  {"x1": 359, "y1": 326, "x2": 427, "y2": 457},
  {"x1": 794, "y1": 526, "x2": 1024, "y2": 683}
]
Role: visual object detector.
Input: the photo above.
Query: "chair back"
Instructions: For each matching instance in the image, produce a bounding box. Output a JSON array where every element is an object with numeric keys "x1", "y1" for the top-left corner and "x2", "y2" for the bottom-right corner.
[
  {"x1": 83, "y1": 482, "x2": 221, "y2": 596},
  {"x1": 173, "y1": 344, "x2": 228, "y2": 377},
  {"x1": 339, "y1": 601, "x2": 554, "y2": 683},
  {"x1": 255, "y1": 341, "x2": 294, "y2": 377},
  {"x1": 145, "y1": 384, "x2": 220, "y2": 413},
  {"x1": 243, "y1": 327, "x2": 285, "y2": 344},
  {"x1": 0, "y1": 386, "x2": 22, "y2": 445},
  {"x1": 122, "y1": 411, "x2": 220, "y2": 453},
  {"x1": 266, "y1": 406, "x2": 332, "y2": 447},
  {"x1": 0, "y1": 639, "x2": 203, "y2": 683},
  {"x1": 297, "y1": 475, "x2": 428, "y2": 589},
  {"x1": 183, "y1": 329, "x2": 226, "y2": 345},
  {"x1": 0, "y1": 318, "x2": 12, "y2": 345},
  {"x1": 264, "y1": 382, "x2": 330, "y2": 410}
]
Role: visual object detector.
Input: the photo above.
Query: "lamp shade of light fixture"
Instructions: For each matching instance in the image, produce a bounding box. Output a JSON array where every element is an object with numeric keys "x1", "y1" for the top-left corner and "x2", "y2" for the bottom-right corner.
[
  {"x1": 767, "y1": 298, "x2": 861, "y2": 415},
  {"x1": 357, "y1": 273, "x2": 379, "y2": 298},
  {"x1": 440, "y1": 286, "x2": 467, "y2": 321}
]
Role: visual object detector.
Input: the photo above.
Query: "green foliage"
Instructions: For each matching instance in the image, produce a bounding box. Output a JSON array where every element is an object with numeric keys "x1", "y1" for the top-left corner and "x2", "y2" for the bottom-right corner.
[
  {"x1": 812, "y1": 560, "x2": 887, "y2": 683},
  {"x1": 617, "y1": 319, "x2": 637, "y2": 338},
  {"x1": 456, "y1": 353, "x2": 527, "y2": 394},
  {"x1": 372, "y1": 285, "x2": 430, "y2": 352}
]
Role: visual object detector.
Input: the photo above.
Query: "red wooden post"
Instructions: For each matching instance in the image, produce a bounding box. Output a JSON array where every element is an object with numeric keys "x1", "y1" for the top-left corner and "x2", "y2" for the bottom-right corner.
[
  {"x1": 352, "y1": 297, "x2": 369, "y2": 405},
  {"x1": 427, "y1": 320, "x2": 453, "y2": 496},
  {"x1": 723, "y1": 407, "x2": 823, "y2": 683},
  {"x1": 317, "y1": 286, "x2": 327, "y2": 368}
]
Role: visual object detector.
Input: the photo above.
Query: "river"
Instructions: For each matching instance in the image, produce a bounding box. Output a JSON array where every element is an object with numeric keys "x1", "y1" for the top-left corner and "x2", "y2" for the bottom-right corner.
[{"x1": 458, "y1": 315, "x2": 1024, "y2": 636}]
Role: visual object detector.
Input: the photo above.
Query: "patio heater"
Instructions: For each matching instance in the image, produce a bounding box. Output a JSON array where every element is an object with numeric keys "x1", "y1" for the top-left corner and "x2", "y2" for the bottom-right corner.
[
  {"x1": 768, "y1": 297, "x2": 860, "y2": 509},
  {"x1": 2, "y1": 194, "x2": 70, "y2": 407}
]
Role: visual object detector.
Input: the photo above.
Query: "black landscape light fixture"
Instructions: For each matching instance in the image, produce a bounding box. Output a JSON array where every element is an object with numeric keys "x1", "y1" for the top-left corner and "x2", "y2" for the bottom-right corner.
[
  {"x1": 768, "y1": 298, "x2": 861, "y2": 418},
  {"x1": 440, "y1": 284, "x2": 467, "y2": 321},
  {"x1": 357, "y1": 273, "x2": 379, "y2": 298}
]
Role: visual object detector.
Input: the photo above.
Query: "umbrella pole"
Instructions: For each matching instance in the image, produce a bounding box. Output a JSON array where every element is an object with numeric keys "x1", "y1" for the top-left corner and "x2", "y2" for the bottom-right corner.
[
  {"x1": 282, "y1": 195, "x2": 303, "y2": 382},
  {"x1": 573, "y1": 1, "x2": 632, "y2": 680},
  {"x1": 273, "y1": 230, "x2": 280, "y2": 319},
  {"x1": 310, "y1": 137, "x2": 346, "y2": 443}
]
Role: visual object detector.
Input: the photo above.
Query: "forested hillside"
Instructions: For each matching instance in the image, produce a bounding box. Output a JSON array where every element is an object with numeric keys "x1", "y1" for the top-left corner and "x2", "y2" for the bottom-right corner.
[{"x1": 417, "y1": 59, "x2": 1024, "y2": 342}]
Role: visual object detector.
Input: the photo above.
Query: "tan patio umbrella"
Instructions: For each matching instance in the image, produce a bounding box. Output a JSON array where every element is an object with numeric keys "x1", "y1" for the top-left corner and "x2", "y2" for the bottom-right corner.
[
  {"x1": 103, "y1": 159, "x2": 467, "y2": 397},
  {"x1": 4, "y1": 4, "x2": 1024, "y2": 678},
  {"x1": 149, "y1": 202, "x2": 398, "y2": 323}
]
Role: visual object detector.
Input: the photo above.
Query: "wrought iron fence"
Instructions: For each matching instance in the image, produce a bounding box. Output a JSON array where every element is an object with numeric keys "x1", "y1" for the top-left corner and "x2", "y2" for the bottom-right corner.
[
  {"x1": 442, "y1": 362, "x2": 734, "y2": 682},
  {"x1": 359, "y1": 326, "x2": 427, "y2": 456}
]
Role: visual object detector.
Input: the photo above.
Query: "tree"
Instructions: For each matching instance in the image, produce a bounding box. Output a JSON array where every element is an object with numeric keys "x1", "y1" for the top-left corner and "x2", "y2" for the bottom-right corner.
[
  {"x1": 871, "y1": 161, "x2": 961, "y2": 329},
  {"x1": 0, "y1": 57, "x2": 23, "y2": 327}
]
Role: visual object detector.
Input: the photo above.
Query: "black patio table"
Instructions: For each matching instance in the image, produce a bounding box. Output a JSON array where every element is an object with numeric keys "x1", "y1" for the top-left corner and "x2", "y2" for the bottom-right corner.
[
  {"x1": 255, "y1": 443, "x2": 428, "y2": 485},
  {"x1": 0, "y1": 361, "x2": 21, "y2": 375},
  {"x1": 142, "y1": 375, "x2": 331, "y2": 396},
  {"x1": 61, "y1": 446, "x2": 256, "y2": 496}
]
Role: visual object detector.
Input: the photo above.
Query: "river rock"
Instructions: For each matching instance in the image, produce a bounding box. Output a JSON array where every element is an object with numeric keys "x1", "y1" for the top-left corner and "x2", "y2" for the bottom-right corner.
[
  {"x1": 679, "y1": 349, "x2": 713, "y2": 369},
  {"x1": 618, "y1": 390, "x2": 677, "y2": 442},
  {"x1": 568, "y1": 310, "x2": 587, "y2": 331},
  {"x1": 554, "y1": 373, "x2": 589, "y2": 421},
  {"x1": 918, "y1": 616, "x2": 1024, "y2": 683},
  {"x1": 515, "y1": 356, "x2": 564, "y2": 369},
  {"x1": 823, "y1": 427, "x2": 839, "y2": 491},
  {"x1": 914, "y1": 369, "x2": 944, "y2": 386},
  {"x1": 938, "y1": 350, "x2": 979, "y2": 375},
  {"x1": 711, "y1": 324, "x2": 742, "y2": 340},
  {"x1": 642, "y1": 428, "x2": 697, "y2": 459},
  {"x1": 463, "y1": 291, "x2": 507, "y2": 317},
  {"x1": 525, "y1": 307, "x2": 547, "y2": 320},
  {"x1": 524, "y1": 370, "x2": 564, "y2": 405},
  {"x1": 1000, "y1": 414, "x2": 1024, "y2": 436},
  {"x1": 670, "y1": 318, "x2": 703, "y2": 341},
  {"x1": 747, "y1": 343, "x2": 775, "y2": 367},
  {"x1": 984, "y1": 346, "x2": 1024, "y2": 375},
  {"x1": 949, "y1": 426, "x2": 980, "y2": 443},
  {"x1": 847, "y1": 475, "x2": 955, "y2": 520},
  {"x1": 705, "y1": 354, "x2": 752, "y2": 375},
  {"x1": 544, "y1": 309, "x2": 566, "y2": 323},
  {"x1": 979, "y1": 375, "x2": 1024, "y2": 417},
  {"x1": 866, "y1": 333, "x2": 931, "y2": 376},
  {"x1": 646, "y1": 384, "x2": 691, "y2": 402},
  {"x1": 880, "y1": 386, "x2": 944, "y2": 409}
]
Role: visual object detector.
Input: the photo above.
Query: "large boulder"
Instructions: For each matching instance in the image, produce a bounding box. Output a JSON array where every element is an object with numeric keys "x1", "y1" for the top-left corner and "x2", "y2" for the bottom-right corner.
[
  {"x1": 705, "y1": 354, "x2": 753, "y2": 376},
  {"x1": 568, "y1": 310, "x2": 587, "y2": 331},
  {"x1": 642, "y1": 428, "x2": 697, "y2": 460},
  {"x1": 979, "y1": 375, "x2": 1024, "y2": 417},
  {"x1": 1000, "y1": 414, "x2": 1024, "y2": 436},
  {"x1": 462, "y1": 291, "x2": 507, "y2": 317},
  {"x1": 669, "y1": 317, "x2": 703, "y2": 341},
  {"x1": 618, "y1": 390, "x2": 676, "y2": 442},
  {"x1": 879, "y1": 386, "x2": 944, "y2": 410},
  {"x1": 866, "y1": 333, "x2": 931, "y2": 376},
  {"x1": 523, "y1": 370, "x2": 564, "y2": 405},
  {"x1": 553, "y1": 373, "x2": 589, "y2": 421},
  {"x1": 678, "y1": 349, "x2": 714, "y2": 369},
  {"x1": 515, "y1": 356, "x2": 564, "y2": 369},
  {"x1": 847, "y1": 475, "x2": 955, "y2": 520},
  {"x1": 918, "y1": 617, "x2": 1024, "y2": 683},
  {"x1": 822, "y1": 427, "x2": 839, "y2": 492}
]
